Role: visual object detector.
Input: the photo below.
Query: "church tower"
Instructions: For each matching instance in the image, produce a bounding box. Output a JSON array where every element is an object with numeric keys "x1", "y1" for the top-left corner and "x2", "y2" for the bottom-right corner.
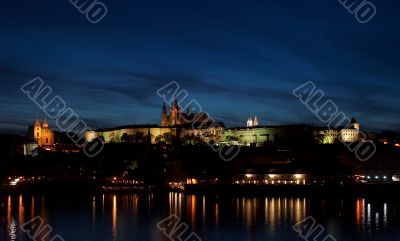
[
  {"x1": 43, "y1": 115, "x2": 49, "y2": 128},
  {"x1": 34, "y1": 117, "x2": 41, "y2": 143},
  {"x1": 253, "y1": 116, "x2": 259, "y2": 127},
  {"x1": 169, "y1": 96, "x2": 181, "y2": 126},
  {"x1": 160, "y1": 102, "x2": 169, "y2": 126},
  {"x1": 40, "y1": 116, "x2": 54, "y2": 146},
  {"x1": 247, "y1": 114, "x2": 253, "y2": 127}
]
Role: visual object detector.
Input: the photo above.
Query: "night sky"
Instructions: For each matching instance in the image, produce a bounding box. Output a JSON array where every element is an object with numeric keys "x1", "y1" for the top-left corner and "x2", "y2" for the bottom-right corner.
[{"x1": 1, "y1": 0, "x2": 399, "y2": 134}]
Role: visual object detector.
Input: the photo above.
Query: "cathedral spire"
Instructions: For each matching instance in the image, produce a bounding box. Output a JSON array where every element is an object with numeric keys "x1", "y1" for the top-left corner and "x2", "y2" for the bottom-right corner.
[
  {"x1": 173, "y1": 95, "x2": 179, "y2": 107},
  {"x1": 160, "y1": 102, "x2": 169, "y2": 127},
  {"x1": 35, "y1": 115, "x2": 40, "y2": 123},
  {"x1": 34, "y1": 116, "x2": 41, "y2": 128},
  {"x1": 43, "y1": 114, "x2": 48, "y2": 128},
  {"x1": 253, "y1": 116, "x2": 259, "y2": 126},
  {"x1": 247, "y1": 114, "x2": 253, "y2": 127}
]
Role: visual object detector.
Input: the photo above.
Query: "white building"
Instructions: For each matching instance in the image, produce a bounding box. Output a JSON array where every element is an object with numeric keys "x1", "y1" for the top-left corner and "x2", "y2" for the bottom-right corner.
[
  {"x1": 313, "y1": 117, "x2": 360, "y2": 144},
  {"x1": 23, "y1": 141, "x2": 38, "y2": 156}
]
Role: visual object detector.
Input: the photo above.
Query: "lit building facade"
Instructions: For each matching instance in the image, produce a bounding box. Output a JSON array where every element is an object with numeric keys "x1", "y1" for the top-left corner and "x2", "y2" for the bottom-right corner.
[
  {"x1": 33, "y1": 117, "x2": 54, "y2": 146},
  {"x1": 313, "y1": 118, "x2": 360, "y2": 144},
  {"x1": 223, "y1": 126, "x2": 277, "y2": 147},
  {"x1": 222, "y1": 124, "x2": 313, "y2": 147},
  {"x1": 23, "y1": 117, "x2": 54, "y2": 155},
  {"x1": 23, "y1": 141, "x2": 38, "y2": 156},
  {"x1": 85, "y1": 125, "x2": 176, "y2": 144},
  {"x1": 85, "y1": 124, "x2": 225, "y2": 144}
]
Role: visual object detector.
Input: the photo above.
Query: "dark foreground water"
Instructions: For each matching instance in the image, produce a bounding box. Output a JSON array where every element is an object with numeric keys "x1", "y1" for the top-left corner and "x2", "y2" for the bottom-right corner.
[{"x1": 0, "y1": 193, "x2": 399, "y2": 241}]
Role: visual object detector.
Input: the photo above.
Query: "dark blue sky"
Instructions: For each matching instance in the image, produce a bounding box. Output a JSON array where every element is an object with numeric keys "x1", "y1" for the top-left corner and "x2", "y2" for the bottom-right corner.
[{"x1": 1, "y1": 0, "x2": 399, "y2": 134}]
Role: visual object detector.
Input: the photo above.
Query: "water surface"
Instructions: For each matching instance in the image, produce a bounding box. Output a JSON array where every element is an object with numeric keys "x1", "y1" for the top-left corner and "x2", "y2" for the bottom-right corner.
[{"x1": 0, "y1": 193, "x2": 398, "y2": 241}]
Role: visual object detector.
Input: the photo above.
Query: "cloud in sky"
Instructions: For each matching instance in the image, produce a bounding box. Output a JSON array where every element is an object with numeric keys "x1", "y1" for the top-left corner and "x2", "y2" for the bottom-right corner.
[{"x1": 0, "y1": 0, "x2": 399, "y2": 133}]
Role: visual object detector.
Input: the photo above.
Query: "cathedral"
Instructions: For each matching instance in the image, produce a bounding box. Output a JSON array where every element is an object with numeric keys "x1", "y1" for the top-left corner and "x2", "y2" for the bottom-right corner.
[
  {"x1": 160, "y1": 96, "x2": 210, "y2": 127},
  {"x1": 246, "y1": 114, "x2": 259, "y2": 127},
  {"x1": 33, "y1": 116, "x2": 54, "y2": 146}
]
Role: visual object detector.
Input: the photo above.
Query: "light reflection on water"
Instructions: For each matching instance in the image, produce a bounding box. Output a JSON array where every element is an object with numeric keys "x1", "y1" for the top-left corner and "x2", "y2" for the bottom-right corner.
[
  {"x1": 355, "y1": 197, "x2": 389, "y2": 234},
  {"x1": 112, "y1": 195, "x2": 117, "y2": 241},
  {"x1": 0, "y1": 193, "x2": 398, "y2": 241}
]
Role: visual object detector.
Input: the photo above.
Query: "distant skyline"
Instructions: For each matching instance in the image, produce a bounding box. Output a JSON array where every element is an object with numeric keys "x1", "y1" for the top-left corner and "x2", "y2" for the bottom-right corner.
[{"x1": 1, "y1": 0, "x2": 400, "y2": 134}]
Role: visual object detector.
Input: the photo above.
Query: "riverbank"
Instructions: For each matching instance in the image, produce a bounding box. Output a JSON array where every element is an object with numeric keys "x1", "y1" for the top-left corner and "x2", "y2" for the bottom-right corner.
[
  {"x1": 184, "y1": 183, "x2": 400, "y2": 197},
  {"x1": 2, "y1": 182, "x2": 400, "y2": 197},
  {"x1": 0, "y1": 181, "x2": 154, "y2": 194}
]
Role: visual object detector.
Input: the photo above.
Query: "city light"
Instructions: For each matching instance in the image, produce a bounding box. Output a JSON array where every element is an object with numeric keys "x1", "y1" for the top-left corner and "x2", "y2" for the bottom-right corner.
[{"x1": 294, "y1": 174, "x2": 303, "y2": 179}]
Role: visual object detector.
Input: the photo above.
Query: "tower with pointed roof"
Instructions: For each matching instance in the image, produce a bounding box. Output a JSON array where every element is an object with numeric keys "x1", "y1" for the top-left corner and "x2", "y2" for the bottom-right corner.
[
  {"x1": 247, "y1": 114, "x2": 253, "y2": 127},
  {"x1": 34, "y1": 117, "x2": 41, "y2": 143},
  {"x1": 169, "y1": 96, "x2": 181, "y2": 126},
  {"x1": 160, "y1": 102, "x2": 169, "y2": 126},
  {"x1": 43, "y1": 115, "x2": 49, "y2": 128},
  {"x1": 253, "y1": 116, "x2": 259, "y2": 127}
]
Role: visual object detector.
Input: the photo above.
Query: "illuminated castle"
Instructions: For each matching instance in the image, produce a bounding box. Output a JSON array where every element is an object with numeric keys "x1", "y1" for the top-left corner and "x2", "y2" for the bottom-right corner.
[
  {"x1": 84, "y1": 98, "x2": 362, "y2": 147},
  {"x1": 33, "y1": 116, "x2": 54, "y2": 146},
  {"x1": 160, "y1": 96, "x2": 210, "y2": 127},
  {"x1": 85, "y1": 96, "x2": 224, "y2": 144}
]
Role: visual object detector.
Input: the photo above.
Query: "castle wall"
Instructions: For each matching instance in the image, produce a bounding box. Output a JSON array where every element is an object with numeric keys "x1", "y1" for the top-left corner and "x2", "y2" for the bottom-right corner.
[
  {"x1": 86, "y1": 125, "x2": 225, "y2": 144},
  {"x1": 88, "y1": 127, "x2": 177, "y2": 144},
  {"x1": 223, "y1": 127, "x2": 277, "y2": 146}
]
